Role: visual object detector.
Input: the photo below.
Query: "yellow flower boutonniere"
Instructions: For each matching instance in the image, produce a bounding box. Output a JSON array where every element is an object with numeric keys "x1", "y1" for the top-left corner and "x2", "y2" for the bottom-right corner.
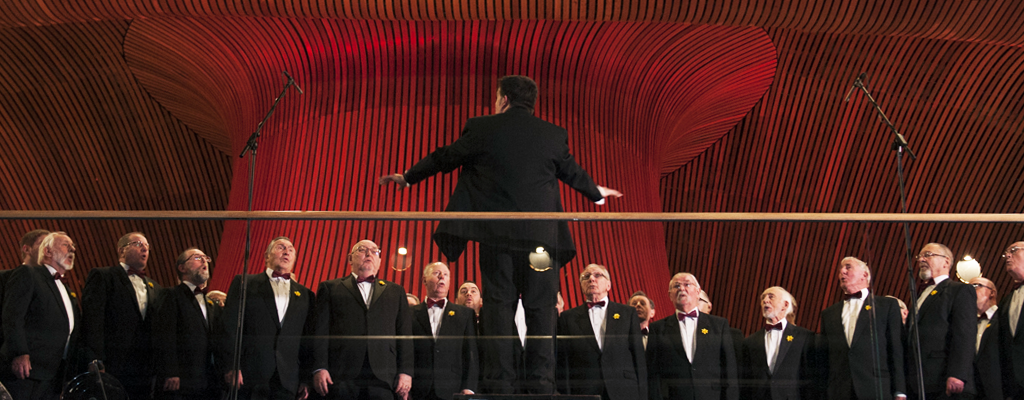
[
  {"x1": 987, "y1": 323, "x2": 992, "y2": 328},
  {"x1": 147, "y1": 282, "x2": 154, "y2": 288},
  {"x1": 613, "y1": 313, "x2": 620, "y2": 320},
  {"x1": 448, "y1": 310, "x2": 455, "y2": 316},
  {"x1": 294, "y1": 291, "x2": 301, "y2": 297},
  {"x1": 70, "y1": 292, "x2": 77, "y2": 298},
  {"x1": 786, "y1": 335, "x2": 793, "y2": 342},
  {"x1": 930, "y1": 290, "x2": 938, "y2": 295},
  {"x1": 701, "y1": 328, "x2": 708, "y2": 335},
  {"x1": 865, "y1": 305, "x2": 871, "y2": 311},
  {"x1": 207, "y1": 300, "x2": 214, "y2": 305},
  {"x1": 378, "y1": 280, "x2": 385, "y2": 286}
]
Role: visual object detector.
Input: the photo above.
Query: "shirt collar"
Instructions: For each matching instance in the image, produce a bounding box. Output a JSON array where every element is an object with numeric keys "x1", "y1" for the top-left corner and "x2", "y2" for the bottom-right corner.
[
  {"x1": 183, "y1": 280, "x2": 198, "y2": 292},
  {"x1": 45, "y1": 264, "x2": 59, "y2": 276},
  {"x1": 120, "y1": 262, "x2": 130, "y2": 272},
  {"x1": 984, "y1": 304, "x2": 998, "y2": 320},
  {"x1": 932, "y1": 275, "x2": 949, "y2": 285}
]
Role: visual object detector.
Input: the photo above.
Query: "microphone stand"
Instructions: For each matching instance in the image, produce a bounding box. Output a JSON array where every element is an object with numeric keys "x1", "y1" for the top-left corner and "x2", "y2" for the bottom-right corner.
[
  {"x1": 849, "y1": 74, "x2": 924, "y2": 398},
  {"x1": 228, "y1": 72, "x2": 301, "y2": 400}
]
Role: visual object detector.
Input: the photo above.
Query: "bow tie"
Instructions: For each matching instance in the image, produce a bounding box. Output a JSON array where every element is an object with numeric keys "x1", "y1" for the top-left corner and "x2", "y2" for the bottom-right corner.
[
  {"x1": 356, "y1": 275, "x2": 376, "y2": 284},
  {"x1": 916, "y1": 279, "x2": 936, "y2": 293},
  {"x1": 765, "y1": 322, "x2": 783, "y2": 331},
  {"x1": 194, "y1": 286, "x2": 208, "y2": 296},
  {"x1": 676, "y1": 310, "x2": 698, "y2": 321},
  {"x1": 271, "y1": 271, "x2": 291, "y2": 280},
  {"x1": 1014, "y1": 281, "x2": 1024, "y2": 291},
  {"x1": 641, "y1": 327, "x2": 649, "y2": 335},
  {"x1": 979, "y1": 314, "x2": 989, "y2": 322},
  {"x1": 843, "y1": 291, "x2": 863, "y2": 300},
  {"x1": 586, "y1": 300, "x2": 606, "y2": 309},
  {"x1": 127, "y1": 268, "x2": 146, "y2": 278},
  {"x1": 53, "y1": 272, "x2": 64, "y2": 281},
  {"x1": 426, "y1": 298, "x2": 445, "y2": 309}
]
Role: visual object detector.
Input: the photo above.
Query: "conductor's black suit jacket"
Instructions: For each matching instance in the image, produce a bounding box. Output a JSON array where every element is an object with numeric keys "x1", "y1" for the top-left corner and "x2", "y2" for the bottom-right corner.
[
  {"x1": 152, "y1": 283, "x2": 222, "y2": 394},
  {"x1": 403, "y1": 107, "x2": 604, "y2": 265},
  {"x1": 819, "y1": 294, "x2": 905, "y2": 400},
  {"x1": 81, "y1": 264, "x2": 162, "y2": 381},
  {"x1": 1, "y1": 265, "x2": 80, "y2": 381},
  {"x1": 411, "y1": 301, "x2": 478, "y2": 399},
  {"x1": 740, "y1": 322, "x2": 818, "y2": 400},
  {"x1": 557, "y1": 301, "x2": 648, "y2": 400},
  {"x1": 219, "y1": 273, "x2": 315, "y2": 392},
  {"x1": 908, "y1": 278, "x2": 976, "y2": 396},
  {"x1": 646, "y1": 312, "x2": 738, "y2": 400},
  {"x1": 312, "y1": 275, "x2": 413, "y2": 389}
]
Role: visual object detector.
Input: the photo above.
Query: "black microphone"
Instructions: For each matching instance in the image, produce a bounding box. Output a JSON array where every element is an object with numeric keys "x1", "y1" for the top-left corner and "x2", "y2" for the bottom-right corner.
[
  {"x1": 283, "y1": 71, "x2": 304, "y2": 94},
  {"x1": 844, "y1": 72, "x2": 866, "y2": 102}
]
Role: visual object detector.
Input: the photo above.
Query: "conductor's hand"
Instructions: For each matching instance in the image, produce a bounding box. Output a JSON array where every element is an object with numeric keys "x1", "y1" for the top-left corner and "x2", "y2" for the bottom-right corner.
[
  {"x1": 597, "y1": 186, "x2": 623, "y2": 199},
  {"x1": 379, "y1": 173, "x2": 409, "y2": 188}
]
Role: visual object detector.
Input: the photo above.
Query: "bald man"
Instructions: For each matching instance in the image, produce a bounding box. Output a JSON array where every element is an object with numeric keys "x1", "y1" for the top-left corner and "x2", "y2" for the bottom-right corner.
[
  {"x1": 969, "y1": 277, "x2": 1001, "y2": 400},
  {"x1": 646, "y1": 272, "x2": 737, "y2": 400}
]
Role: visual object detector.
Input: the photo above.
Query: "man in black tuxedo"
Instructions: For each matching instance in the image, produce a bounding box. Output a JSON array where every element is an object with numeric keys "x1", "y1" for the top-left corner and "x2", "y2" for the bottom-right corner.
[
  {"x1": 456, "y1": 281, "x2": 482, "y2": 318},
  {"x1": 410, "y1": 262, "x2": 478, "y2": 400},
  {"x1": 741, "y1": 286, "x2": 818, "y2": 400},
  {"x1": 220, "y1": 236, "x2": 313, "y2": 400},
  {"x1": 628, "y1": 291, "x2": 656, "y2": 349},
  {"x1": 152, "y1": 248, "x2": 221, "y2": 400},
  {"x1": 968, "y1": 277, "x2": 1001, "y2": 400},
  {"x1": 1000, "y1": 241, "x2": 1024, "y2": 399},
  {"x1": 819, "y1": 257, "x2": 905, "y2": 400},
  {"x1": 1, "y1": 232, "x2": 80, "y2": 400},
  {"x1": 557, "y1": 263, "x2": 646, "y2": 400},
  {"x1": 646, "y1": 272, "x2": 737, "y2": 400},
  {"x1": 311, "y1": 239, "x2": 413, "y2": 400},
  {"x1": 909, "y1": 243, "x2": 976, "y2": 399},
  {"x1": 380, "y1": 75, "x2": 622, "y2": 394},
  {"x1": 1, "y1": 229, "x2": 49, "y2": 354},
  {"x1": 81, "y1": 231, "x2": 163, "y2": 399}
]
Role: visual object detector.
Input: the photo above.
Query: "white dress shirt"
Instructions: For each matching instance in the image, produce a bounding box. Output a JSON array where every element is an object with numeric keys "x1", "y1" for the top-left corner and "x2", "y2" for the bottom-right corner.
[
  {"x1": 587, "y1": 296, "x2": 609, "y2": 351},
  {"x1": 267, "y1": 269, "x2": 291, "y2": 323},
  {"x1": 676, "y1": 308, "x2": 699, "y2": 363},
  {"x1": 916, "y1": 274, "x2": 948, "y2": 310},
  {"x1": 354, "y1": 274, "x2": 373, "y2": 306},
  {"x1": 426, "y1": 299, "x2": 445, "y2": 339},
  {"x1": 183, "y1": 281, "x2": 208, "y2": 321},
  {"x1": 764, "y1": 318, "x2": 788, "y2": 372},
  {"x1": 46, "y1": 265, "x2": 75, "y2": 358},
  {"x1": 842, "y1": 288, "x2": 868, "y2": 346},
  {"x1": 121, "y1": 262, "x2": 149, "y2": 318},
  {"x1": 516, "y1": 299, "x2": 527, "y2": 347},
  {"x1": 977, "y1": 304, "x2": 997, "y2": 353}
]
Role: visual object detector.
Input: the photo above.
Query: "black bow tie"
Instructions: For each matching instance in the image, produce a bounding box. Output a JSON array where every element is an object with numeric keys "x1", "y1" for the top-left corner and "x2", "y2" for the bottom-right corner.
[
  {"x1": 53, "y1": 272, "x2": 64, "y2": 281},
  {"x1": 194, "y1": 286, "x2": 208, "y2": 296},
  {"x1": 586, "y1": 300, "x2": 606, "y2": 309},
  {"x1": 677, "y1": 310, "x2": 698, "y2": 321},
  {"x1": 356, "y1": 275, "x2": 376, "y2": 284},
  {"x1": 843, "y1": 291, "x2": 863, "y2": 300},
  {"x1": 127, "y1": 268, "x2": 146, "y2": 278},
  {"x1": 426, "y1": 298, "x2": 445, "y2": 309},
  {"x1": 641, "y1": 327, "x2": 649, "y2": 335},
  {"x1": 765, "y1": 322, "x2": 783, "y2": 331}
]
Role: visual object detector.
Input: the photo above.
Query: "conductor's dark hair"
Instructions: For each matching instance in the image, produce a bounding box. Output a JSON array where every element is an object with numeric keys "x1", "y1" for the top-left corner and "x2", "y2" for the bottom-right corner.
[{"x1": 498, "y1": 75, "x2": 538, "y2": 112}]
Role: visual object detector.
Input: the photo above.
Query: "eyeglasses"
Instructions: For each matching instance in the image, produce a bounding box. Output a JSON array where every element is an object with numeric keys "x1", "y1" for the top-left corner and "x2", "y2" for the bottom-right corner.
[
  {"x1": 670, "y1": 282, "x2": 698, "y2": 291},
  {"x1": 580, "y1": 272, "x2": 608, "y2": 281},
  {"x1": 127, "y1": 241, "x2": 150, "y2": 249},
  {"x1": 59, "y1": 242, "x2": 76, "y2": 252},
  {"x1": 971, "y1": 283, "x2": 995, "y2": 291},
  {"x1": 916, "y1": 252, "x2": 947, "y2": 260},
  {"x1": 187, "y1": 254, "x2": 212, "y2": 263},
  {"x1": 1003, "y1": 247, "x2": 1023, "y2": 259},
  {"x1": 353, "y1": 246, "x2": 381, "y2": 256}
]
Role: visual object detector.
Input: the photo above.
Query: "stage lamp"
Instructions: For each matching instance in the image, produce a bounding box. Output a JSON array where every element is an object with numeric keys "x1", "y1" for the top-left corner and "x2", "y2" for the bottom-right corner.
[
  {"x1": 391, "y1": 246, "x2": 412, "y2": 271},
  {"x1": 956, "y1": 255, "x2": 981, "y2": 283},
  {"x1": 529, "y1": 247, "x2": 551, "y2": 271}
]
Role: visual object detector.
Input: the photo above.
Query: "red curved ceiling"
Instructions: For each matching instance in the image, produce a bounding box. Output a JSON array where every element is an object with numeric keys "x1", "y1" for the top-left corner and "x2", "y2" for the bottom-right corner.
[{"x1": 3, "y1": 0, "x2": 1023, "y2": 334}]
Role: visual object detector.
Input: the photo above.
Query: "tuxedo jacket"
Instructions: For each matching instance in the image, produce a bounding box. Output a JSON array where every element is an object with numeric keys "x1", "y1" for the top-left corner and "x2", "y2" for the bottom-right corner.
[
  {"x1": 403, "y1": 107, "x2": 604, "y2": 266},
  {"x1": 819, "y1": 294, "x2": 905, "y2": 400},
  {"x1": 909, "y1": 278, "x2": 976, "y2": 396},
  {"x1": 975, "y1": 313, "x2": 1002, "y2": 400},
  {"x1": 646, "y1": 312, "x2": 738, "y2": 400},
  {"x1": 557, "y1": 301, "x2": 647, "y2": 400},
  {"x1": 740, "y1": 323, "x2": 818, "y2": 400},
  {"x1": 998, "y1": 291, "x2": 1024, "y2": 398},
  {"x1": 219, "y1": 273, "x2": 315, "y2": 392},
  {"x1": 1, "y1": 265, "x2": 80, "y2": 381},
  {"x1": 312, "y1": 275, "x2": 413, "y2": 388},
  {"x1": 81, "y1": 264, "x2": 163, "y2": 380},
  {"x1": 0, "y1": 267, "x2": 16, "y2": 356},
  {"x1": 152, "y1": 283, "x2": 222, "y2": 394},
  {"x1": 410, "y1": 301, "x2": 478, "y2": 399}
]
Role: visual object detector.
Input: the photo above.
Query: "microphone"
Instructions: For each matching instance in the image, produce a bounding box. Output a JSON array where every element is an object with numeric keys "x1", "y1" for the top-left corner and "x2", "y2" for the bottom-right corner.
[
  {"x1": 283, "y1": 71, "x2": 304, "y2": 94},
  {"x1": 844, "y1": 72, "x2": 866, "y2": 102}
]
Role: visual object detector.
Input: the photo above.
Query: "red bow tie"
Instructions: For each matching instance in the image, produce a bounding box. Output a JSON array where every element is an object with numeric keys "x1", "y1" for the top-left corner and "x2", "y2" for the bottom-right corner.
[
  {"x1": 677, "y1": 310, "x2": 698, "y2": 321},
  {"x1": 765, "y1": 322, "x2": 783, "y2": 331},
  {"x1": 53, "y1": 272, "x2": 64, "y2": 281},
  {"x1": 916, "y1": 279, "x2": 936, "y2": 293},
  {"x1": 194, "y1": 286, "x2": 208, "y2": 296},
  {"x1": 641, "y1": 327, "x2": 649, "y2": 335},
  {"x1": 127, "y1": 268, "x2": 146, "y2": 278},
  {"x1": 271, "y1": 271, "x2": 291, "y2": 280},
  {"x1": 586, "y1": 300, "x2": 606, "y2": 309},
  {"x1": 356, "y1": 275, "x2": 376, "y2": 284},
  {"x1": 426, "y1": 298, "x2": 445, "y2": 309},
  {"x1": 843, "y1": 291, "x2": 863, "y2": 300}
]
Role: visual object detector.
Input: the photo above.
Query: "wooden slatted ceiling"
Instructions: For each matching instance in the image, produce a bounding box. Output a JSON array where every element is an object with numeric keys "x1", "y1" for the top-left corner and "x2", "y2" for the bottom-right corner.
[{"x1": 1, "y1": 0, "x2": 1023, "y2": 333}]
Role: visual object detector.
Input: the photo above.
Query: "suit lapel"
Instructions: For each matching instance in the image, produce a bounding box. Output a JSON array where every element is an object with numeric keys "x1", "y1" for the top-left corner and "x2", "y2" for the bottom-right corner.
[
  {"x1": 575, "y1": 308, "x2": 601, "y2": 352},
  {"x1": 415, "y1": 304, "x2": 432, "y2": 336},
  {"x1": 918, "y1": 279, "x2": 948, "y2": 319},
  {"x1": 369, "y1": 279, "x2": 385, "y2": 308},
  {"x1": 749, "y1": 329, "x2": 769, "y2": 371},
  {"x1": 663, "y1": 316, "x2": 688, "y2": 359},
  {"x1": 180, "y1": 284, "x2": 207, "y2": 328},
  {"x1": 255, "y1": 274, "x2": 280, "y2": 327},
  {"x1": 282, "y1": 283, "x2": 304, "y2": 326},
  {"x1": 341, "y1": 276, "x2": 367, "y2": 310},
  {"x1": 116, "y1": 266, "x2": 143, "y2": 318},
  {"x1": 693, "y1": 314, "x2": 712, "y2": 362},
  {"x1": 851, "y1": 296, "x2": 874, "y2": 346},
  {"x1": 775, "y1": 323, "x2": 796, "y2": 369}
]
